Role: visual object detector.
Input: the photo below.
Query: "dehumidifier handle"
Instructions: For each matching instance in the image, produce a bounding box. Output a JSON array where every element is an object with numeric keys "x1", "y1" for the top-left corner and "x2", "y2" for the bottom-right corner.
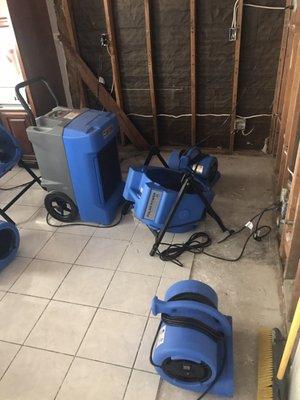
[
  {"x1": 15, "y1": 77, "x2": 59, "y2": 126},
  {"x1": 151, "y1": 297, "x2": 232, "y2": 335}
]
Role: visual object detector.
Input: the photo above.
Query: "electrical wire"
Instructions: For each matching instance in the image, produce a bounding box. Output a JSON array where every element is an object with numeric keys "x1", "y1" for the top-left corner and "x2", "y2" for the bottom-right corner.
[
  {"x1": 46, "y1": 213, "x2": 124, "y2": 228},
  {"x1": 156, "y1": 203, "x2": 280, "y2": 266},
  {"x1": 196, "y1": 340, "x2": 227, "y2": 400},
  {"x1": 0, "y1": 179, "x2": 41, "y2": 191},
  {"x1": 126, "y1": 112, "x2": 272, "y2": 119},
  {"x1": 244, "y1": 3, "x2": 289, "y2": 10},
  {"x1": 46, "y1": 210, "x2": 124, "y2": 229},
  {"x1": 231, "y1": 0, "x2": 239, "y2": 31},
  {"x1": 45, "y1": 201, "x2": 132, "y2": 229}
]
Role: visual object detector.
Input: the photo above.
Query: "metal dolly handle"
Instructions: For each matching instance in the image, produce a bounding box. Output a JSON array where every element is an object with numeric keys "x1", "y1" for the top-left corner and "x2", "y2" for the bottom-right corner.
[{"x1": 15, "y1": 77, "x2": 59, "y2": 126}]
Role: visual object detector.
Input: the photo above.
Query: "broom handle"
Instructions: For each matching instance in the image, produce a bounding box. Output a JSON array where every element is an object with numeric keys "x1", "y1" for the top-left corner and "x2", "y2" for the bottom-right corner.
[{"x1": 277, "y1": 298, "x2": 300, "y2": 380}]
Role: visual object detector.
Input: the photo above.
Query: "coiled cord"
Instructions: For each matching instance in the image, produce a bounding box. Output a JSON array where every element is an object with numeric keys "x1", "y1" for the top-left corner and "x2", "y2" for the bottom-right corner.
[
  {"x1": 157, "y1": 232, "x2": 212, "y2": 266},
  {"x1": 156, "y1": 203, "x2": 280, "y2": 266}
]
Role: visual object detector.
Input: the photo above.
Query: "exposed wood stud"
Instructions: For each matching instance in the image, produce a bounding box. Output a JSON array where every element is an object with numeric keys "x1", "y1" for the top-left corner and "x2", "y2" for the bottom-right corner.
[
  {"x1": 190, "y1": 0, "x2": 197, "y2": 146},
  {"x1": 144, "y1": 0, "x2": 159, "y2": 146},
  {"x1": 229, "y1": 0, "x2": 244, "y2": 153},
  {"x1": 272, "y1": 8, "x2": 296, "y2": 156},
  {"x1": 60, "y1": 34, "x2": 149, "y2": 150},
  {"x1": 102, "y1": 0, "x2": 125, "y2": 145},
  {"x1": 61, "y1": 0, "x2": 86, "y2": 108},
  {"x1": 268, "y1": 0, "x2": 293, "y2": 154},
  {"x1": 277, "y1": 35, "x2": 300, "y2": 192},
  {"x1": 280, "y1": 142, "x2": 300, "y2": 280}
]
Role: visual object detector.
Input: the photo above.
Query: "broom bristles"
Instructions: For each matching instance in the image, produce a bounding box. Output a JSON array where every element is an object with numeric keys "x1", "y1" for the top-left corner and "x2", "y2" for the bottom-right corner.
[{"x1": 257, "y1": 329, "x2": 274, "y2": 400}]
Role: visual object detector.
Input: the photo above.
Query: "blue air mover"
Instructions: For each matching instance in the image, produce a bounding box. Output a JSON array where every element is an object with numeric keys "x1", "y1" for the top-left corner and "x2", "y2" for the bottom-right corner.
[
  {"x1": 168, "y1": 146, "x2": 220, "y2": 188},
  {"x1": 0, "y1": 221, "x2": 20, "y2": 271},
  {"x1": 150, "y1": 280, "x2": 234, "y2": 397},
  {"x1": 123, "y1": 165, "x2": 214, "y2": 233},
  {"x1": 16, "y1": 77, "x2": 123, "y2": 225}
]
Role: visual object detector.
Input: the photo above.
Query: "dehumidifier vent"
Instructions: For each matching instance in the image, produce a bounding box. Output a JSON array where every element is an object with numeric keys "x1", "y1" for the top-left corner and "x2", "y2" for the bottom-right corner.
[{"x1": 97, "y1": 137, "x2": 122, "y2": 202}]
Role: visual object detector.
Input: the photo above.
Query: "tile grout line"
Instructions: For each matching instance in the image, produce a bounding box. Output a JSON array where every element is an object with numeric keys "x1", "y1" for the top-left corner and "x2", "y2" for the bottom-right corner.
[
  {"x1": 0, "y1": 225, "x2": 74, "y2": 383},
  {"x1": 52, "y1": 234, "x2": 130, "y2": 400},
  {"x1": 122, "y1": 269, "x2": 162, "y2": 400},
  {"x1": 154, "y1": 249, "x2": 194, "y2": 400},
  {"x1": 0, "y1": 208, "x2": 59, "y2": 381},
  {"x1": 120, "y1": 220, "x2": 167, "y2": 400},
  {"x1": 0, "y1": 337, "x2": 159, "y2": 375}
]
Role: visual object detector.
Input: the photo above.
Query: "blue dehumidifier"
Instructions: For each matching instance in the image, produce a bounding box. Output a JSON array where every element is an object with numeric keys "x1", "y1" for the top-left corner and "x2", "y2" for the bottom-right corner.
[
  {"x1": 151, "y1": 280, "x2": 234, "y2": 397},
  {"x1": 16, "y1": 77, "x2": 124, "y2": 225}
]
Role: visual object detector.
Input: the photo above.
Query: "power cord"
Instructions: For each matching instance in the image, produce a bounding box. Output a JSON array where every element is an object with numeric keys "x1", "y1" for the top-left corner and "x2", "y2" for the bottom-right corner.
[
  {"x1": 0, "y1": 180, "x2": 40, "y2": 191},
  {"x1": 156, "y1": 203, "x2": 280, "y2": 266},
  {"x1": 46, "y1": 200, "x2": 131, "y2": 229}
]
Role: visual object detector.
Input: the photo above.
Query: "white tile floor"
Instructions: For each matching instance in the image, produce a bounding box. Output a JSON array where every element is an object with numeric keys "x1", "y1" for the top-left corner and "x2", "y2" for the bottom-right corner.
[
  {"x1": 0, "y1": 166, "x2": 184, "y2": 400},
  {"x1": 0, "y1": 157, "x2": 284, "y2": 400}
]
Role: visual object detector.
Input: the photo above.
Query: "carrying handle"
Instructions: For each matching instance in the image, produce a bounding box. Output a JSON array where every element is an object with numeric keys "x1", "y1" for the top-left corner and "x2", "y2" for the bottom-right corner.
[
  {"x1": 15, "y1": 77, "x2": 59, "y2": 126},
  {"x1": 151, "y1": 296, "x2": 232, "y2": 335}
]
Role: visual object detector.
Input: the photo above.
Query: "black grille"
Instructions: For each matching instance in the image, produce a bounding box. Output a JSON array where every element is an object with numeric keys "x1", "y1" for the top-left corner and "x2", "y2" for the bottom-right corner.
[
  {"x1": 97, "y1": 137, "x2": 122, "y2": 202},
  {"x1": 0, "y1": 229, "x2": 15, "y2": 260}
]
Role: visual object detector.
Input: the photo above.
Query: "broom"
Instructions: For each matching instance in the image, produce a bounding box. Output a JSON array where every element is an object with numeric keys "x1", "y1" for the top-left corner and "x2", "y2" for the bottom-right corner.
[{"x1": 257, "y1": 298, "x2": 300, "y2": 400}]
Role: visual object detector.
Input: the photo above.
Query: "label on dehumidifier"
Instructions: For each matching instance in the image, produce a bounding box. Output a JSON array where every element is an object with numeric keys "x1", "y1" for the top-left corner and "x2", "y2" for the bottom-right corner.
[
  {"x1": 64, "y1": 110, "x2": 82, "y2": 120},
  {"x1": 144, "y1": 189, "x2": 162, "y2": 220},
  {"x1": 155, "y1": 325, "x2": 166, "y2": 349}
]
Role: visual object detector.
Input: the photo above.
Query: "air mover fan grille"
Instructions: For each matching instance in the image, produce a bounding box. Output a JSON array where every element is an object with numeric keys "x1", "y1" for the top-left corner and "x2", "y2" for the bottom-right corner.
[{"x1": 0, "y1": 229, "x2": 15, "y2": 259}]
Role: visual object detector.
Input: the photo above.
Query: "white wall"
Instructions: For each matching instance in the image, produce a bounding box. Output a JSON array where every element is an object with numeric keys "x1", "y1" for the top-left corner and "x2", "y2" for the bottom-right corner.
[{"x1": 289, "y1": 339, "x2": 300, "y2": 400}]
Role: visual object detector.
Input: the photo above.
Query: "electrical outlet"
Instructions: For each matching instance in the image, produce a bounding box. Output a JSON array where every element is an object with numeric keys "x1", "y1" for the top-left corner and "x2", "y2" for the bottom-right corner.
[
  {"x1": 235, "y1": 117, "x2": 246, "y2": 131},
  {"x1": 100, "y1": 33, "x2": 109, "y2": 47},
  {"x1": 229, "y1": 27, "x2": 237, "y2": 41}
]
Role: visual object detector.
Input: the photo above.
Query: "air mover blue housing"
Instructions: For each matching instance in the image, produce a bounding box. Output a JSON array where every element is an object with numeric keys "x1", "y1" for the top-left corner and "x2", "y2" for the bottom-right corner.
[
  {"x1": 151, "y1": 280, "x2": 234, "y2": 397},
  {"x1": 0, "y1": 220, "x2": 20, "y2": 271},
  {"x1": 167, "y1": 148, "x2": 220, "y2": 188},
  {"x1": 123, "y1": 166, "x2": 214, "y2": 233}
]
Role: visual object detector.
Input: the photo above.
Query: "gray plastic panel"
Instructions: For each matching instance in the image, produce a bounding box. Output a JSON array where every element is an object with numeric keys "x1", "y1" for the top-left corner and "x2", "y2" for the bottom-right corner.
[{"x1": 26, "y1": 107, "x2": 86, "y2": 201}]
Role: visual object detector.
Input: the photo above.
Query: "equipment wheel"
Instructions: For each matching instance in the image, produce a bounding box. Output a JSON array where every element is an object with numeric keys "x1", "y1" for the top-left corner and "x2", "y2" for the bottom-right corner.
[{"x1": 44, "y1": 192, "x2": 78, "y2": 222}]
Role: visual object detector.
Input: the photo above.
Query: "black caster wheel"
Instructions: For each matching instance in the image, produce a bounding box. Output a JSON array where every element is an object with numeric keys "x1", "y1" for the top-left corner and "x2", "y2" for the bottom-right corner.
[{"x1": 44, "y1": 192, "x2": 79, "y2": 222}]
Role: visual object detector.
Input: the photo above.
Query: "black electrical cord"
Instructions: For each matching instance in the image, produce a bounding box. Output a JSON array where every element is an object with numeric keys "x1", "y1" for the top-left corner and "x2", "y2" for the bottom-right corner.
[
  {"x1": 156, "y1": 203, "x2": 280, "y2": 266},
  {"x1": 157, "y1": 233, "x2": 212, "y2": 267},
  {"x1": 196, "y1": 340, "x2": 227, "y2": 400},
  {"x1": 0, "y1": 179, "x2": 41, "y2": 191},
  {"x1": 46, "y1": 201, "x2": 132, "y2": 229},
  {"x1": 46, "y1": 211, "x2": 124, "y2": 229}
]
